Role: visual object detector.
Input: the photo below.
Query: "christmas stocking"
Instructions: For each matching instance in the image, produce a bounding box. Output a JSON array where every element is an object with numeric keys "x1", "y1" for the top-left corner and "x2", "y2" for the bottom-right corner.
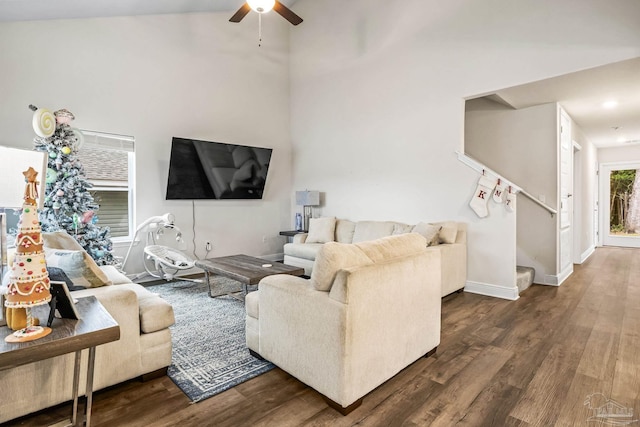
[
  {"x1": 505, "y1": 187, "x2": 516, "y2": 212},
  {"x1": 469, "y1": 174, "x2": 497, "y2": 218},
  {"x1": 493, "y1": 178, "x2": 505, "y2": 203}
]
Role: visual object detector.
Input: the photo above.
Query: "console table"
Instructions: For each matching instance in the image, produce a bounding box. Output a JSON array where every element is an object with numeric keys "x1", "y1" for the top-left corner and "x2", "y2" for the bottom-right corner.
[{"x1": 0, "y1": 296, "x2": 120, "y2": 427}]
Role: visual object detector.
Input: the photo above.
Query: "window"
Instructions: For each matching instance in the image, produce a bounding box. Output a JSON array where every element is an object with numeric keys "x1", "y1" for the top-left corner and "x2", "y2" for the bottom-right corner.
[{"x1": 77, "y1": 131, "x2": 135, "y2": 241}]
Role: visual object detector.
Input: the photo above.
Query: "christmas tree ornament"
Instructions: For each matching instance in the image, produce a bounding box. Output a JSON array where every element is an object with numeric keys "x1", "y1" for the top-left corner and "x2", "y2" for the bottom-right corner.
[
  {"x1": 71, "y1": 128, "x2": 85, "y2": 150},
  {"x1": 493, "y1": 178, "x2": 505, "y2": 203},
  {"x1": 82, "y1": 210, "x2": 95, "y2": 224},
  {"x1": 31, "y1": 107, "x2": 56, "y2": 138},
  {"x1": 469, "y1": 172, "x2": 497, "y2": 218},
  {"x1": 506, "y1": 186, "x2": 517, "y2": 213},
  {"x1": 53, "y1": 201, "x2": 61, "y2": 212},
  {"x1": 61, "y1": 146, "x2": 71, "y2": 155},
  {"x1": 55, "y1": 157, "x2": 63, "y2": 170},
  {"x1": 5, "y1": 167, "x2": 52, "y2": 342},
  {"x1": 49, "y1": 151, "x2": 57, "y2": 159},
  {"x1": 45, "y1": 168, "x2": 57, "y2": 184},
  {"x1": 56, "y1": 189, "x2": 64, "y2": 197},
  {"x1": 54, "y1": 108, "x2": 75, "y2": 124}
]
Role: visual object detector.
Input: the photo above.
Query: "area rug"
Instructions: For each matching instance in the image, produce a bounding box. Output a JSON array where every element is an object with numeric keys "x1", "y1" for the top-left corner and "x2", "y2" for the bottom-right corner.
[{"x1": 148, "y1": 278, "x2": 274, "y2": 403}]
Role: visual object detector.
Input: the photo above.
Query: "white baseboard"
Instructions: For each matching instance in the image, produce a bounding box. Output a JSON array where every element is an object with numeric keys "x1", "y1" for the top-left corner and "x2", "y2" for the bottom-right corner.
[
  {"x1": 464, "y1": 281, "x2": 520, "y2": 301},
  {"x1": 578, "y1": 245, "x2": 595, "y2": 264},
  {"x1": 537, "y1": 264, "x2": 573, "y2": 286}
]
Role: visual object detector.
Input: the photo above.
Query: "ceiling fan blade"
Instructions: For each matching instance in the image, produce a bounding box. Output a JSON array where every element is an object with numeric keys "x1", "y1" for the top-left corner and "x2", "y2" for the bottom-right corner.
[
  {"x1": 229, "y1": 3, "x2": 251, "y2": 23},
  {"x1": 273, "y1": 1, "x2": 303, "y2": 25}
]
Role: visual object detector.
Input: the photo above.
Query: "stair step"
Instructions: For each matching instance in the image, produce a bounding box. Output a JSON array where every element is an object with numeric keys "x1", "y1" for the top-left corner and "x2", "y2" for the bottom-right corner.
[{"x1": 516, "y1": 266, "x2": 535, "y2": 294}]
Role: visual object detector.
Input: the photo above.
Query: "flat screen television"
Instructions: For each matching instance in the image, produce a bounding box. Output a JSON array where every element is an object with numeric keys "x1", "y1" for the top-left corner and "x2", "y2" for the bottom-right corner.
[{"x1": 166, "y1": 137, "x2": 273, "y2": 200}]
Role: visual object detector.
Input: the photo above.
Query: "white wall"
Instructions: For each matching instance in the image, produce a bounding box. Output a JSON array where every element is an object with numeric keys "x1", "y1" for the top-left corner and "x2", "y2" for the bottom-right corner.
[
  {"x1": 572, "y1": 120, "x2": 598, "y2": 261},
  {"x1": 598, "y1": 145, "x2": 640, "y2": 164},
  {"x1": 0, "y1": 13, "x2": 292, "y2": 276},
  {"x1": 465, "y1": 99, "x2": 558, "y2": 283},
  {"x1": 290, "y1": 0, "x2": 640, "y2": 296}
]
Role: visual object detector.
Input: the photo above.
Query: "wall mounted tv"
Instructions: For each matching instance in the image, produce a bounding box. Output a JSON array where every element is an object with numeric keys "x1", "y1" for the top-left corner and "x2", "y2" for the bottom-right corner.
[{"x1": 166, "y1": 137, "x2": 273, "y2": 200}]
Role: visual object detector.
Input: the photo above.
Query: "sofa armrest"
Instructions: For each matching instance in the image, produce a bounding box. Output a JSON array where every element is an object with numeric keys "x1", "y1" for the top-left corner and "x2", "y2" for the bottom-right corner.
[
  {"x1": 99, "y1": 265, "x2": 132, "y2": 285},
  {"x1": 257, "y1": 274, "x2": 347, "y2": 398},
  {"x1": 293, "y1": 233, "x2": 308, "y2": 244}
]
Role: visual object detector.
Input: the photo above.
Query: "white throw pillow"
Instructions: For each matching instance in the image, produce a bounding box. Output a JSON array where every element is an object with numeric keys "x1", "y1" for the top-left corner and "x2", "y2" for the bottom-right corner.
[
  {"x1": 306, "y1": 217, "x2": 337, "y2": 243},
  {"x1": 436, "y1": 221, "x2": 458, "y2": 244},
  {"x1": 310, "y1": 242, "x2": 373, "y2": 291},
  {"x1": 45, "y1": 249, "x2": 111, "y2": 288},
  {"x1": 412, "y1": 222, "x2": 442, "y2": 246}
]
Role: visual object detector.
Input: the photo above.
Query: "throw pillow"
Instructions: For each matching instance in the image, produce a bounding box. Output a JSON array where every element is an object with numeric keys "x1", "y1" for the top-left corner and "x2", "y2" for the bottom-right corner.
[
  {"x1": 45, "y1": 249, "x2": 111, "y2": 288},
  {"x1": 412, "y1": 222, "x2": 442, "y2": 246},
  {"x1": 306, "y1": 217, "x2": 337, "y2": 243},
  {"x1": 311, "y1": 242, "x2": 373, "y2": 291},
  {"x1": 392, "y1": 222, "x2": 413, "y2": 235},
  {"x1": 436, "y1": 221, "x2": 458, "y2": 244},
  {"x1": 355, "y1": 233, "x2": 427, "y2": 263},
  {"x1": 47, "y1": 266, "x2": 85, "y2": 291}
]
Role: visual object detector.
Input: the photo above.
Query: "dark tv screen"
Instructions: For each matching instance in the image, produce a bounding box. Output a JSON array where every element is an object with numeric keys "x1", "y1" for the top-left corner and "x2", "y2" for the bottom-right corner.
[{"x1": 166, "y1": 137, "x2": 273, "y2": 200}]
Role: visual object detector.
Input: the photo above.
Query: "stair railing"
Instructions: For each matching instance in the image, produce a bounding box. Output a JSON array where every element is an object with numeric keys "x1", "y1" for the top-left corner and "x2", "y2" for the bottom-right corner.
[{"x1": 457, "y1": 151, "x2": 557, "y2": 217}]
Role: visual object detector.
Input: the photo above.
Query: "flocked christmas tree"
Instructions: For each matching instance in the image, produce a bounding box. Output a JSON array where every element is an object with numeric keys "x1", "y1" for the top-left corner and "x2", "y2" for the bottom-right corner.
[{"x1": 30, "y1": 105, "x2": 116, "y2": 265}]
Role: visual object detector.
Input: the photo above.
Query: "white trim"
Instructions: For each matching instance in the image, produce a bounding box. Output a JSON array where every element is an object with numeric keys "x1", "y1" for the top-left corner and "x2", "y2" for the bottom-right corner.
[
  {"x1": 578, "y1": 245, "x2": 595, "y2": 264},
  {"x1": 536, "y1": 264, "x2": 572, "y2": 286},
  {"x1": 464, "y1": 280, "x2": 520, "y2": 301},
  {"x1": 556, "y1": 264, "x2": 573, "y2": 285}
]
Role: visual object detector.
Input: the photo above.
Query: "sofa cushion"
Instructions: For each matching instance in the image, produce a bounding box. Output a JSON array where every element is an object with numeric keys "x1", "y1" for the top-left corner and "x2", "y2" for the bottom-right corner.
[
  {"x1": 392, "y1": 222, "x2": 413, "y2": 235},
  {"x1": 352, "y1": 221, "x2": 396, "y2": 243},
  {"x1": 412, "y1": 222, "x2": 442, "y2": 246},
  {"x1": 45, "y1": 249, "x2": 111, "y2": 288},
  {"x1": 42, "y1": 230, "x2": 85, "y2": 252},
  {"x1": 436, "y1": 221, "x2": 458, "y2": 244},
  {"x1": 355, "y1": 233, "x2": 427, "y2": 263},
  {"x1": 284, "y1": 242, "x2": 324, "y2": 261},
  {"x1": 306, "y1": 217, "x2": 337, "y2": 244},
  {"x1": 335, "y1": 219, "x2": 356, "y2": 243},
  {"x1": 310, "y1": 242, "x2": 373, "y2": 291}
]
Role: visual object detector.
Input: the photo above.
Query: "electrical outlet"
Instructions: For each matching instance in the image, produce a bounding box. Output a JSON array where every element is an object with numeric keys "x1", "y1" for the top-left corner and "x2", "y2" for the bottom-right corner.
[{"x1": 205, "y1": 241, "x2": 212, "y2": 251}]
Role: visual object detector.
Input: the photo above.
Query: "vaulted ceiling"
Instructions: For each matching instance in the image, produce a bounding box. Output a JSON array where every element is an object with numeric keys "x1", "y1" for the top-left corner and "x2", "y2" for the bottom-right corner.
[
  {"x1": 0, "y1": 0, "x2": 298, "y2": 22},
  {"x1": 1, "y1": 1, "x2": 637, "y2": 148}
]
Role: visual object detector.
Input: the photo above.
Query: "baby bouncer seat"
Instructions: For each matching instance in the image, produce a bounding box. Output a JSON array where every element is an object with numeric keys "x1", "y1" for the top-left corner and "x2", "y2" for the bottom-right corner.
[{"x1": 122, "y1": 213, "x2": 199, "y2": 282}]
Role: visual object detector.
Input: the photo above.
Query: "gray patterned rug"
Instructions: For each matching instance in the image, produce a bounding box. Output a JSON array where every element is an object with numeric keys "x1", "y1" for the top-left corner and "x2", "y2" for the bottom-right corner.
[{"x1": 147, "y1": 278, "x2": 274, "y2": 403}]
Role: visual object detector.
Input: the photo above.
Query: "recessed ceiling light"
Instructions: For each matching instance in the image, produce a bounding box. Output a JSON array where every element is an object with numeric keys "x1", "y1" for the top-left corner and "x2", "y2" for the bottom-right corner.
[{"x1": 602, "y1": 100, "x2": 618, "y2": 109}]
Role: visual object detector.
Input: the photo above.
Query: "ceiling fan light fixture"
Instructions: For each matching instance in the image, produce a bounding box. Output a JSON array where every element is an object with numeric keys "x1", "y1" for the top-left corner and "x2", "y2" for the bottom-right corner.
[{"x1": 247, "y1": 0, "x2": 275, "y2": 13}]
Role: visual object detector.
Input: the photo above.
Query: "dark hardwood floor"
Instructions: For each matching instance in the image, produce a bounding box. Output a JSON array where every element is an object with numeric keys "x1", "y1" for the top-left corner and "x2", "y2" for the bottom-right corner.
[{"x1": 6, "y1": 246, "x2": 639, "y2": 426}]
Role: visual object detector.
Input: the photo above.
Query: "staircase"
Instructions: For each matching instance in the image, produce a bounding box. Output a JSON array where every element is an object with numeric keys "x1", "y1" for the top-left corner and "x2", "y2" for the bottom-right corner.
[{"x1": 516, "y1": 266, "x2": 535, "y2": 294}]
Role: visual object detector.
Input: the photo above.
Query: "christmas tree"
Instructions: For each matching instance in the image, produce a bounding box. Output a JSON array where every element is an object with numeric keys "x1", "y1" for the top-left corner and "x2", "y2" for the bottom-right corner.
[{"x1": 30, "y1": 105, "x2": 116, "y2": 266}]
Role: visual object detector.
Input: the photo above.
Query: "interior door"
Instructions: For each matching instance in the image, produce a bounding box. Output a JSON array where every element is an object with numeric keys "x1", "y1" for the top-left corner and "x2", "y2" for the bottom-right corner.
[
  {"x1": 601, "y1": 162, "x2": 640, "y2": 248},
  {"x1": 558, "y1": 111, "x2": 573, "y2": 278}
]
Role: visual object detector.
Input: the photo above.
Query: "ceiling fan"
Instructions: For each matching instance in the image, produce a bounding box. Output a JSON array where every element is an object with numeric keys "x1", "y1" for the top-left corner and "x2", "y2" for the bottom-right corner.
[{"x1": 230, "y1": 0, "x2": 303, "y2": 26}]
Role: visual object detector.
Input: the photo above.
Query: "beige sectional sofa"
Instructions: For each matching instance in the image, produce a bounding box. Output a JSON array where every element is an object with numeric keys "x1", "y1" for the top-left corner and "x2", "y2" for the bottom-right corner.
[
  {"x1": 246, "y1": 233, "x2": 442, "y2": 413},
  {"x1": 0, "y1": 231, "x2": 175, "y2": 424},
  {"x1": 284, "y1": 218, "x2": 467, "y2": 296}
]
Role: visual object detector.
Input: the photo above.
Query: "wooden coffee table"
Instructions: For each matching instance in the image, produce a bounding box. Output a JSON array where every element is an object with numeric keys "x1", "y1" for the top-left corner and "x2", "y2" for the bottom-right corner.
[{"x1": 195, "y1": 254, "x2": 304, "y2": 299}]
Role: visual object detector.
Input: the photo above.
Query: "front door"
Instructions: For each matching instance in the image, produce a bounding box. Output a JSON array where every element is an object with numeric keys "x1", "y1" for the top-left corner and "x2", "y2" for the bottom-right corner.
[{"x1": 601, "y1": 162, "x2": 640, "y2": 248}]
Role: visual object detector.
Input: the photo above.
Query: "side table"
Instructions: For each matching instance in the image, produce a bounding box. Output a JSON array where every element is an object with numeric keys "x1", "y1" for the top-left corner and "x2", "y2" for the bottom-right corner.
[
  {"x1": 279, "y1": 230, "x2": 307, "y2": 243},
  {"x1": 0, "y1": 296, "x2": 120, "y2": 427}
]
